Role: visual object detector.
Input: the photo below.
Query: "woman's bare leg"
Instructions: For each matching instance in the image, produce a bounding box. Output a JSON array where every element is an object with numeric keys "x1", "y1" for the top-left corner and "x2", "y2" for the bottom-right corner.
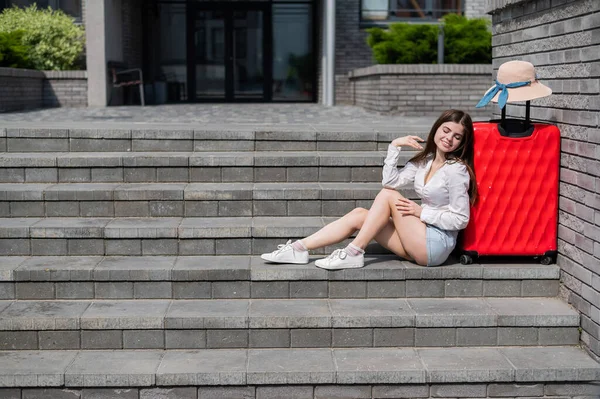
[
  {"x1": 351, "y1": 189, "x2": 399, "y2": 249},
  {"x1": 301, "y1": 207, "x2": 368, "y2": 250},
  {"x1": 301, "y1": 189, "x2": 429, "y2": 265},
  {"x1": 350, "y1": 188, "x2": 429, "y2": 265}
]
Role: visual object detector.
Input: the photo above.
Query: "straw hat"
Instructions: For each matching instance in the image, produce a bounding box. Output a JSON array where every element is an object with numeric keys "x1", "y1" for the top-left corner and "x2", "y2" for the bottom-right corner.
[{"x1": 476, "y1": 60, "x2": 552, "y2": 109}]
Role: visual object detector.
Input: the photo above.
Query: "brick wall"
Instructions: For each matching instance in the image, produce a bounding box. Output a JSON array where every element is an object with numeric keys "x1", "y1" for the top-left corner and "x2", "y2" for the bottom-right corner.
[
  {"x1": 43, "y1": 71, "x2": 88, "y2": 108},
  {"x1": 0, "y1": 68, "x2": 44, "y2": 112},
  {"x1": 343, "y1": 64, "x2": 492, "y2": 117},
  {"x1": 488, "y1": 0, "x2": 600, "y2": 360},
  {"x1": 335, "y1": 0, "x2": 373, "y2": 76},
  {"x1": 0, "y1": 68, "x2": 87, "y2": 112}
]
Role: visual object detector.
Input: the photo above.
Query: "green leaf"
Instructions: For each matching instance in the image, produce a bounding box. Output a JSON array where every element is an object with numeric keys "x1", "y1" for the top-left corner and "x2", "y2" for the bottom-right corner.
[{"x1": 0, "y1": 4, "x2": 85, "y2": 70}]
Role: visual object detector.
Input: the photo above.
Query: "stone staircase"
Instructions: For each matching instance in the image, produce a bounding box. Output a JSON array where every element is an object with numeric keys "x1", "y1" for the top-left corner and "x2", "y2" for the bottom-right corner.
[{"x1": 0, "y1": 123, "x2": 598, "y2": 399}]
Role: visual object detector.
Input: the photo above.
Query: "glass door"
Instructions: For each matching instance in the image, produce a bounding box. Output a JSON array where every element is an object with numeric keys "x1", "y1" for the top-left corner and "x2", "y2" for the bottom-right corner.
[
  {"x1": 189, "y1": 3, "x2": 269, "y2": 102},
  {"x1": 233, "y1": 9, "x2": 265, "y2": 100},
  {"x1": 189, "y1": 8, "x2": 227, "y2": 100}
]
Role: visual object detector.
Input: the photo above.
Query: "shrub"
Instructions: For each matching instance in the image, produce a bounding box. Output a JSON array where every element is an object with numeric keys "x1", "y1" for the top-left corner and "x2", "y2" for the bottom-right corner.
[
  {"x1": 0, "y1": 30, "x2": 31, "y2": 68},
  {"x1": 0, "y1": 4, "x2": 85, "y2": 70},
  {"x1": 366, "y1": 14, "x2": 491, "y2": 64}
]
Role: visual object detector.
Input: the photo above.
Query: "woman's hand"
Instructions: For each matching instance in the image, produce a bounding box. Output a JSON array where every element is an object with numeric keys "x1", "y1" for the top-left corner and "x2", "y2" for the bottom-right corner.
[
  {"x1": 395, "y1": 198, "x2": 422, "y2": 217},
  {"x1": 391, "y1": 135, "x2": 425, "y2": 150}
]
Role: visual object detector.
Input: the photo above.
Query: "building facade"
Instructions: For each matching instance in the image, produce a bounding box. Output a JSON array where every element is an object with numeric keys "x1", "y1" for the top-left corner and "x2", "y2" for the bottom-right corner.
[{"x1": 0, "y1": 0, "x2": 488, "y2": 105}]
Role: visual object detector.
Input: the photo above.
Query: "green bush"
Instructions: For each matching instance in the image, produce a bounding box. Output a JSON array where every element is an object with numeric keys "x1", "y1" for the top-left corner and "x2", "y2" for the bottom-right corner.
[
  {"x1": 366, "y1": 14, "x2": 491, "y2": 64},
  {"x1": 0, "y1": 30, "x2": 31, "y2": 68},
  {"x1": 0, "y1": 4, "x2": 85, "y2": 70}
]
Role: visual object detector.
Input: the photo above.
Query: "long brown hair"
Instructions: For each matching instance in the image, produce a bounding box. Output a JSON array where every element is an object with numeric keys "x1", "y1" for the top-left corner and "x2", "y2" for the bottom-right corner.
[{"x1": 409, "y1": 109, "x2": 478, "y2": 205}]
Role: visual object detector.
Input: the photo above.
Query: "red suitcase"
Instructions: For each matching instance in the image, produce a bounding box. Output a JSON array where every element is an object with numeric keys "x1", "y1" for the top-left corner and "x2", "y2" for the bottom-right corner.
[{"x1": 459, "y1": 107, "x2": 560, "y2": 265}]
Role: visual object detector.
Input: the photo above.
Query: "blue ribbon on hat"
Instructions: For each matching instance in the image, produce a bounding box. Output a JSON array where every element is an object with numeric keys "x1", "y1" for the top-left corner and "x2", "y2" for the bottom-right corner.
[{"x1": 476, "y1": 79, "x2": 532, "y2": 109}]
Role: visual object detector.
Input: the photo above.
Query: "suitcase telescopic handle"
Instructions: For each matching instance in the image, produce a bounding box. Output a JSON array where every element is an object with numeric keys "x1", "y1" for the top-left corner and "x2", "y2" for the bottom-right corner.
[{"x1": 498, "y1": 101, "x2": 534, "y2": 138}]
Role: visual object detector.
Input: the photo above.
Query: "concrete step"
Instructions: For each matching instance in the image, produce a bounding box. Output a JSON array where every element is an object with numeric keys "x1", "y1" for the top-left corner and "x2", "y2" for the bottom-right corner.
[
  {"x1": 0, "y1": 216, "x2": 385, "y2": 256},
  {"x1": 0, "y1": 347, "x2": 598, "y2": 397},
  {"x1": 0, "y1": 256, "x2": 561, "y2": 300},
  {"x1": 0, "y1": 298, "x2": 580, "y2": 349},
  {"x1": 0, "y1": 182, "x2": 418, "y2": 218},
  {"x1": 0, "y1": 151, "x2": 411, "y2": 183},
  {"x1": 0, "y1": 125, "x2": 427, "y2": 152}
]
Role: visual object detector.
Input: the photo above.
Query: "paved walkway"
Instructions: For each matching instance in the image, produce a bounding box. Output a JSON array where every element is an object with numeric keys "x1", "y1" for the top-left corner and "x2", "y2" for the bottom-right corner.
[{"x1": 0, "y1": 104, "x2": 433, "y2": 127}]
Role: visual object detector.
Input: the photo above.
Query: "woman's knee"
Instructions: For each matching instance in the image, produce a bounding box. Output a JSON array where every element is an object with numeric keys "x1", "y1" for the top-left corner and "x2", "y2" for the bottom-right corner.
[
  {"x1": 376, "y1": 188, "x2": 404, "y2": 203},
  {"x1": 346, "y1": 207, "x2": 368, "y2": 229}
]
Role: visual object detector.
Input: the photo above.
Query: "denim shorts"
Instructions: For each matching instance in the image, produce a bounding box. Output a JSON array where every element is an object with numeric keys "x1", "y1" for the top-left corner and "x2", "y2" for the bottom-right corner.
[{"x1": 425, "y1": 224, "x2": 458, "y2": 266}]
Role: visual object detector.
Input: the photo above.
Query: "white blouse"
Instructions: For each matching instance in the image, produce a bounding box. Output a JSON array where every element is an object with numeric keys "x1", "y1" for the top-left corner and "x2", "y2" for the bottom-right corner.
[{"x1": 382, "y1": 144, "x2": 471, "y2": 231}]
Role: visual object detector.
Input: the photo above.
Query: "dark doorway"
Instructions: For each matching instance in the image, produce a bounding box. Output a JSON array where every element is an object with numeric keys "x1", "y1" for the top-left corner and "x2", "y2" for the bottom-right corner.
[{"x1": 188, "y1": 3, "x2": 271, "y2": 102}]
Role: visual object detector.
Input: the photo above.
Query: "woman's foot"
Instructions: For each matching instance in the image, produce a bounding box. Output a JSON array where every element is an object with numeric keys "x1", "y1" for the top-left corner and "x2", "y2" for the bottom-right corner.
[
  {"x1": 260, "y1": 240, "x2": 309, "y2": 264},
  {"x1": 315, "y1": 248, "x2": 364, "y2": 270}
]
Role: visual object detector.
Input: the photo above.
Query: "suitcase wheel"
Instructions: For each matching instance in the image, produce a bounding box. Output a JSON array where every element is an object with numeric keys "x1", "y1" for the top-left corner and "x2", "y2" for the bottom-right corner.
[
  {"x1": 459, "y1": 254, "x2": 473, "y2": 265},
  {"x1": 540, "y1": 256, "x2": 553, "y2": 265}
]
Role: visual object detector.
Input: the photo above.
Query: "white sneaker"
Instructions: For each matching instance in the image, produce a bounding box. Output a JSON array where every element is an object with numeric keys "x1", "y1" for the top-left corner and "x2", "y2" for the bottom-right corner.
[
  {"x1": 315, "y1": 249, "x2": 365, "y2": 270},
  {"x1": 260, "y1": 240, "x2": 309, "y2": 264}
]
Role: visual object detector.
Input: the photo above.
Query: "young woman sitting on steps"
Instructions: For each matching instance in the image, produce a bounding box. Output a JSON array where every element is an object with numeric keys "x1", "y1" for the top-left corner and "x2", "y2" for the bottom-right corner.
[{"x1": 261, "y1": 109, "x2": 478, "y2": 270}]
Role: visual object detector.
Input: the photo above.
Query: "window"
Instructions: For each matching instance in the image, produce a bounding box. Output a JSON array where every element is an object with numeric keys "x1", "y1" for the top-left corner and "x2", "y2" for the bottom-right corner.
[
  {"x1": 361, "y1": 0, "x2": 463, "y2": 23},
  {"x1": 1, "y1": 0, "x2": 82, "y2": 22}
]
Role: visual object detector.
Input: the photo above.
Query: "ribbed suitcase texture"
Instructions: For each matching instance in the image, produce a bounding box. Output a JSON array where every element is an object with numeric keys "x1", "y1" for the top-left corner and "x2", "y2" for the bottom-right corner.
[{"x1": 461, "y1": 121, "x2": 560, "y2": 260}]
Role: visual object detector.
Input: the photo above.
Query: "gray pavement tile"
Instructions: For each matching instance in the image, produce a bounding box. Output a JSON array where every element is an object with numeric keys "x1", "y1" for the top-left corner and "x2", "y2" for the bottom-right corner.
[
  {"x1": 500, "y1": 347, "x2": 600, "y2": 382},
  {"x1": 173, "y1": 256, "x2": 251, "y2": 280},
  {"x1": 0, "y1": 351, "x2": 77, "y2": 386},
  {"x1": 253, "y1": 152, "x2": 319, "y2": 167},
  {"x1": 408, "y1": 298, "x2": 496, "y2": 327},
  {"x1": 0, "y1": 257, "x2": 28, "y2": 280},
  {"x1": 44, "y1": 183, "x2": 118, "y2": 201},
  {"x1": 317, "y1": 152, "x2": 386, "y2": 167},
  {"x1": 248, "y1": 348, "x2": 335, "y2": 384},
  {"x1": 250, "y1": 257, "x2": 328, "y2": 281},
  {"x1": 482, "y1": 264, "x2": 560, "y2": 279},
  {"x1": 105, "y1": 218, "x2": 182, "y2": 238},
  {"x1": 132, "y1": 129, "x2": 193, "y2": 140},
  {"x1": 69, "y1": 128, "x2": 131, "y2": 139},
  {"x1": 185, "y1": 183, "x2": 253, "y2": 200},
  {"x1": 30, "y1": 218, "x2": 110, "y2": 238},
  {"x1": 0, "y1": 153, "x2": 57, "y2": 168},
  {"x1": 0, "y1": 218, "x2": 42, "y2": 238},
  {"x1": 121, "y1": 152, "x2": 189, "y2": 167},
  {"x1": 329, "y1": 299, "x2": 414, "y2": 327},
  {"x1": 80, "y1": 300, "x2": 170, "y2": 329},
  {"x1": 57, "y1": 153, "x2": 123, "y2": 167},
  {"x1": 253, "y1": 183, "x2": 321, "y2": 200},
  {"x1": 334, "y1": 348, "x2": 425, "y2": 384},
  {"x1": 0, "y1": 183, "x2": 48, "y2": 201},
  {"x1": 189, "y1": 152, "x2": 254, "y2": 167},
  {"x1": 114, "y1": 183, "x2": 186, "y2": 200},
  {"x1": 418, "y1": 347, "x2": 514, "y2": 383},
  {"x1": 165, "y1": 300, "x2": 249, "y2": 329},
  {"x1": 94, "y1": 256, "x2": 176, "y2": 281},
  {"x1": 334, "y1": 257, "x2": 407, "y2": 280},
  {"x1": 179, "y1": 218, "x2": 252, "y2": 238},
  {"x1": 65, "y1": 350, "x2": 163, "y2": 386},
  {"x1": 405, "y1": 263, "x2": 484, "y2": 280},
  {"x1": 485, "y1": 298, "x2": 580, "y2": 327},
  {"x1": 0, "y1": 104, "x2": 416, "y2": 126},
  {"x1": 15, "y1": 256, "x2": 102, "y2": 281},
  {"x1": 0, "y1": 301, "x2": 90, "y2": 330},
  {"x1": 319, "y1": 182, "x2": 381, "y2": 200},
  {"x1": 0, "y1": 301, "x2": 13, "y2": 315},
  {"x1": 249, "y1": 299, "x2": 331, "y2": 328},
  {"x1": 252, "y1": 217, "x2": 324, "y2": 237},
  {"x1": 157, "y1": 349, "x2": 247, "y2": 385}
]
